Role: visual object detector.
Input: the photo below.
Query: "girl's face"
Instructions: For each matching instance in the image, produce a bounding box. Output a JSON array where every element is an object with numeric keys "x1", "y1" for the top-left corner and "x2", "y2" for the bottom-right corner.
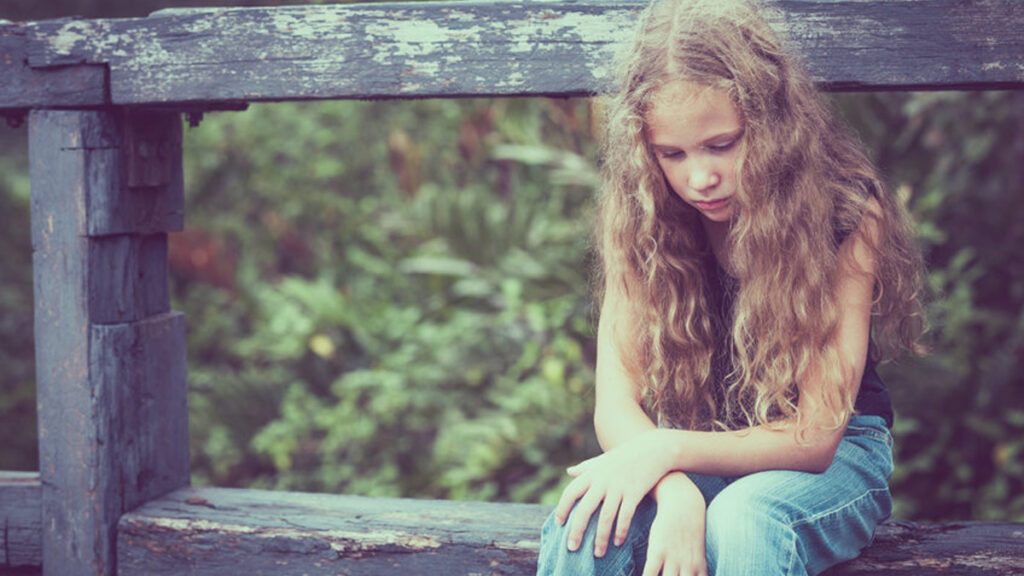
[{"x1": 646, "y1": 80, "x2": 744, "y2": 226}]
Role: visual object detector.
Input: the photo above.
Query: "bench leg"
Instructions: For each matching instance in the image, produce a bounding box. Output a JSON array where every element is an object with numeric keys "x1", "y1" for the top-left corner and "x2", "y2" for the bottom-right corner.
[{"x1": 29, "y1": 109, "x2": 189, "y2": 576}]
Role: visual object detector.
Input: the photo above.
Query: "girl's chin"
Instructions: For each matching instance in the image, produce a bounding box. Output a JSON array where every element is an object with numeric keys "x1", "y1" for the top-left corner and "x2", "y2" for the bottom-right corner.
[{"x1": 696, "y1": 207, "x2": 734, "y2": 224}]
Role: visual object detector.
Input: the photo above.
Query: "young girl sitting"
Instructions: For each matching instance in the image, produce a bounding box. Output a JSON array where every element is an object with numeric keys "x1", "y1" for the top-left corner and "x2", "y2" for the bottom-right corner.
[{"x1": 536, "y1": 0, "x2": 926, "y2": 574}]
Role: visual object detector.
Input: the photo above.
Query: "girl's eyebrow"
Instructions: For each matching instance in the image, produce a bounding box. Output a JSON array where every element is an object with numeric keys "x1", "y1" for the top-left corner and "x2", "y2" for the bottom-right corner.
[
  {"x1": 651, "y1": 127, "x2": 744, "y2": 150},
  {"x1": 701, "y1": 127, "x2": 744, "y2": 145}
]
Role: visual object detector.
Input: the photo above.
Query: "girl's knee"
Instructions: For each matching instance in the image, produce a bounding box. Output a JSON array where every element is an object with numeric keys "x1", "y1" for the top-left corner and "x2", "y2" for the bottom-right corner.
[
  {"x1": 536, "y1": 499, "x2": 656, "y2": 576},
  {"x1": 704, "y1": 489, "x2": 802, "y2": 574}
]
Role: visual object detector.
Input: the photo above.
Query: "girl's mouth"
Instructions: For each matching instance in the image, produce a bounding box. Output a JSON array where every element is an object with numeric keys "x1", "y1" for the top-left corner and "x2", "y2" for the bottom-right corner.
[{"x1": 695, "y1": 197, "x2": 731, "y2": 212}]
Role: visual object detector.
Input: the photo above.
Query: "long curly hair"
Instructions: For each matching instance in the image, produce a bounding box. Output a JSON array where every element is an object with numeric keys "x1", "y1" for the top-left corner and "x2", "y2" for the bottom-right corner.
[{"x1": 595, "y1": 0, "x2": 926, "y2": 433}]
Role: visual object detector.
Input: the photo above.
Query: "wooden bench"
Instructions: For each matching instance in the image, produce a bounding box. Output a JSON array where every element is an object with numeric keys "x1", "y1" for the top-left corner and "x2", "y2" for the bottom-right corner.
[{"x1": 1, "y1": 1, "x2": 1022, "y2": 574}]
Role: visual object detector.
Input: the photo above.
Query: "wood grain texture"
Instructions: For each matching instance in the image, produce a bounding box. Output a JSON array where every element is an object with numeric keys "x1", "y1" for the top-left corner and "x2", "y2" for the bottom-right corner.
[
  {"x1": 85, "y1": 112, "x2": 185, "y2": 237},
  {"x1": 0, "y1": 25, "x2": 106, "y2": 109},
  {"x1": 0, "y1": 473, "x2": 41, "y2": 568},
  {"x1": 116, "y1": 487, "x2": 1024, "y2": 576},
  {"x1": 88, "y1": 234, "x2": 170, "y2": 324},
  {"x1": 30, "y1": 111, "x2": 98, "y2": 576},
  {"x1": 824, "y1": 521, "x2": 1024, "y2": 575},
  {"x1": 1, "y1": 0, "x2": 1021, "y2": 110},
  {"x1": 29, "y1": 109, "x2": 189, "y2": 576},
  {"x1": 117, "y1": 486, "x2": 550, "y2": 576},
  {"x1": 90, "y1": 312, "x2": 190, "y2": 512}
]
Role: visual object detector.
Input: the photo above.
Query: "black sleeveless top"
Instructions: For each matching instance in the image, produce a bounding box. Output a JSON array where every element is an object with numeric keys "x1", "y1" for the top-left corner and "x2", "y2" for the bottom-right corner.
[{"x1": 705, "y1": 245, "x2": 894, "y2": 429}]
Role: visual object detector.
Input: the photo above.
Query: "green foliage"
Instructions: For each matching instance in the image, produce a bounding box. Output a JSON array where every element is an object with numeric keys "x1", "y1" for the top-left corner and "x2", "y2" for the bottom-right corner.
[
  {"x1": 0, "y1": 125, "x2": 35, "y2": 471},
  {"x1": 177, "y1": 98, "x2": 599, "y2": 503}
]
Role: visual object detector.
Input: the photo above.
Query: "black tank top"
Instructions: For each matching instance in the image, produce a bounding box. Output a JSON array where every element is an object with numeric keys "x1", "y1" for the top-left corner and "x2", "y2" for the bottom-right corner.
[{"x1": 705, "y1": 249, "x2": 894, "y2": 429}]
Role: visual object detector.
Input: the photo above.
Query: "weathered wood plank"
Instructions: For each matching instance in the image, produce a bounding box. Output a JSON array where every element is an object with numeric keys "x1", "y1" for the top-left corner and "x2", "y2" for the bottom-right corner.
[
  {"x1": 84, "y1": 111, "x2": 184, "y2": 237},
  {"x1": 117, "y1": 487, "x2": 1024, "y2": 576},
  {"x1": 118, "y1": 487, "x2": 550, "y2": 576},
  {"x1": 824, "y1": 521, "x2": 1024, "y2": 575},
  {"x1": 1, "y1": 0, "x2": 1021, "y2": 111},
  {"x1": 0, "y1": 25, "x2": 106, "y2": 110},
  {"x1": 90, "y1": 312, "x2": 190, "y2": 511},
  {"x1": 27, "y1": 109, "x2": 183, "y2": 240},
  {"x1": 29, "y1": 109, "x2": 189, "y2": 576},
  {"x1": 0, "y1": 472, "x2": 41, "y2": 568},
  {"x1": 88, "y1": 235, "x2": 170, "y2": 324}
]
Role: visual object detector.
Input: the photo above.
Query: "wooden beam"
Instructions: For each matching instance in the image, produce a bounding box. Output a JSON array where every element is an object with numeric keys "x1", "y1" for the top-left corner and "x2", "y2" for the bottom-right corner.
[
  {"x1": 1, "y1": 0, "x2": 1021, "y2": 111},
  {"x1": 115, "y1": 487, "x2": 1024, "y2": 575},
  {"x1": 0, "y1": 472, "x2": 41, "y2": 569},
  {"x1": 829, "y1": 520, "x2": 1024, "y2": 575},
  {"x1": 29, "y1": 109, "x2": 189, "y2": 576},
  {"x1": 0, "y1": 26, "x2": 106, "y2": 110},
  {"x1": 6, "y1": 479, "x2": 1024, "y2": 574},
  {"x1": 117, "y1": 487, "x2": 551, "y2": 576}
]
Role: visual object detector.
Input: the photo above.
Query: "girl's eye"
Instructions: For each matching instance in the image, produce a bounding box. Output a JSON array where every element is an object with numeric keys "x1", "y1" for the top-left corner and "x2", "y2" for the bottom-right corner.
[
  {"x1": 708, "y1": 139, "x2": 737, "y2": 152},
  {"x1": 658, "y1": 150, "x2": 685, "y2": 160}
]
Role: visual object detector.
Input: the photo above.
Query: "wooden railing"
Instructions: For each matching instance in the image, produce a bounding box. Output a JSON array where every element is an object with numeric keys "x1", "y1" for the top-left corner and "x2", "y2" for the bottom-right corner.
[{"x1": 1, "y1": 1, "x2": 1022, "y2": 574}]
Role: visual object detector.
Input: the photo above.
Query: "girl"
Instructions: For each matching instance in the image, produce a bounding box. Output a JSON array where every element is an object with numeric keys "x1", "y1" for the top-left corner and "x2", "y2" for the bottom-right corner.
[{"x1": 536, "y1": 0, "x2": 925, "y2": 575}]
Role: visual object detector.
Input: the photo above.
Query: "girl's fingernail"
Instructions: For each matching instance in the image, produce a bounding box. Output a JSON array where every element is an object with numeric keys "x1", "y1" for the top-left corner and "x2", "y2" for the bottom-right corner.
[
  {"x1": 568, "y1": 538, "x2": 578, "y2": 551},
  {"x1": 595, "y1": 546, "x2": 604, "y2": 557}
]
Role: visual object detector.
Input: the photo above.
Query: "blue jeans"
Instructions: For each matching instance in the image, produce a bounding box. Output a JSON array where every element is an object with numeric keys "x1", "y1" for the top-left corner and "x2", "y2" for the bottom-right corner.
[{"x1": 536, "y1": 415, "x2": 894, "y2": 576}]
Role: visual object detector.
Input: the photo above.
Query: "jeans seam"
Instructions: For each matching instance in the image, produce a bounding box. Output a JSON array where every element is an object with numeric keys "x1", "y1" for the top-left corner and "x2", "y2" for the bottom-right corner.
[
  {"x1": 783, "y1": 527, "x2": 799, "y2": 576},
  {"x1": 845, "y1": 427, "x2": 890, "y2": 443},
  {"x1": 789, "y1": 486, "x2": 890, "y2": 529}
]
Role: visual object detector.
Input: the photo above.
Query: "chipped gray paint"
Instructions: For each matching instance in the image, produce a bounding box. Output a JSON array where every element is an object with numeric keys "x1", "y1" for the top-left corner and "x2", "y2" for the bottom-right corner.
[{"x1": 1, "y1": 0, "x2": 1021, "y2": 110}]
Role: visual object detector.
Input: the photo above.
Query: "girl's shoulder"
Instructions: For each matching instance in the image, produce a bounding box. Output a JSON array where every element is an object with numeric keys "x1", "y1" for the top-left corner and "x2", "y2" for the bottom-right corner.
[{"x1": 832, "y1": 181, "x2": 882, "y2": 249}]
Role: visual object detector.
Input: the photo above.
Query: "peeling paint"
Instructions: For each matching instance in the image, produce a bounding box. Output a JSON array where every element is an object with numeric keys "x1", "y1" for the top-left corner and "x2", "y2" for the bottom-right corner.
[
  {"x1": 143, "y1": 515, "x2": 447, "y2": 553},
  {"x1": 147, "y1": 516, "x2": 260, "y2": 534},
  {"x1": 51, "y1": 21, "x2": 90, "y2": 56},
  {"x1": 12, "y1": 1, "x2": 1019, "y2": 106},
  {"x1": 492, "y1": 539, "x2": 539, "y2": 551}
]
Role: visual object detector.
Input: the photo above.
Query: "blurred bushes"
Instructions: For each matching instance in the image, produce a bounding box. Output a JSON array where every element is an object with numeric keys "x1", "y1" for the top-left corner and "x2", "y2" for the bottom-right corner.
[
  {"x1": 0, "y1": 127, "x2": 34, "y2": 471},
  {"x1": 1, "y1": 90, "x2": 1021, "y2": 520},
  {"x1": 176, "y1": 98, "x2": 600, "y2": 504}
]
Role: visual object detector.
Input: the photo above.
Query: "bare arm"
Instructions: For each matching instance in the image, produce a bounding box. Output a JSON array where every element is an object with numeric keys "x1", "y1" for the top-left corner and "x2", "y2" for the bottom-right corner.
[
  {"x1": 592, "y1": 284, "x2": 658, "y2": 450},
  {"x1": 593, "y1": 198, "x2": 881, "y2": 475}
]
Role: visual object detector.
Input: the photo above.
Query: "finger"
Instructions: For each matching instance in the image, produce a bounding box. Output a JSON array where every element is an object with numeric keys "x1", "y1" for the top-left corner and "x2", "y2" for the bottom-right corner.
[
  {"x1": 566, "y1": 487, "x2": 603, "y2": 552},
  {"x1": 553, "y1": 476, "x2": 590, "y2": 526},
  {"x1": 566, "y1": 457, "x2": 594, "y2": 477},
  {"x1": 613, "y1": 494, "x2": 639, "y2": 547},
  {"x1": 592, "y1": 492, "x2": 622, "y2": 557},
  {"x1": 662, "y1": 558, "x2": 680, "y2": 576},
  {"x1": 640, "y1": 548, "x2": 664, "y2": 576}
]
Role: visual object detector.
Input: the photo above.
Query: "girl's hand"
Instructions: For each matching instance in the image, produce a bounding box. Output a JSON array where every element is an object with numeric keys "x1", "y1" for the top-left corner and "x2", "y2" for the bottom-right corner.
[
  {"x1": 554, "y1": 429, "x2": 676, "y2": 557},
  {"x1": 642, "y1": 476, "x2": 708, "y2": 576}
]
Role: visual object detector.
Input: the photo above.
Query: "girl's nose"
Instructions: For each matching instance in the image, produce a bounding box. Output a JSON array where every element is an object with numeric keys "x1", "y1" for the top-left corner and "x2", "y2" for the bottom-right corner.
[{"x1": 688, "y1": 165, "x2": 720, "y2": 192}]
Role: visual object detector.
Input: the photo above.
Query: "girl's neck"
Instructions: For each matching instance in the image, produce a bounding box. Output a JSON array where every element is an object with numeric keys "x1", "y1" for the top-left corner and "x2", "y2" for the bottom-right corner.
[{"x1": 702, "y1": 216, "x2": 733, "y2": 271}]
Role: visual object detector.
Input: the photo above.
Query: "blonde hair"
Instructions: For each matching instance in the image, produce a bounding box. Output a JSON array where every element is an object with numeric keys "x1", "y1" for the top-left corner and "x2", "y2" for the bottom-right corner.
[{"x1": 595, "y1": 0, "x2": 926, "y2": 433}]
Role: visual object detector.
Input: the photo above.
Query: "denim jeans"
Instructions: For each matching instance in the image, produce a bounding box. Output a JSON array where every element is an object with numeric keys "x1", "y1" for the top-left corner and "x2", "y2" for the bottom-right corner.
[{"x1": 536, "y1": 415, "x2": 894, "y2": 576}]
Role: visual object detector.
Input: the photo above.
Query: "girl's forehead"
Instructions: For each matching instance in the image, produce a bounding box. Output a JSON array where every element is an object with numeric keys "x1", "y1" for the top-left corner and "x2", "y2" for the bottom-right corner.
[
  {"x1": 649, "y1": 79, "x2": 722, "y2": 109},
  {"x1": 645, "y1": 80, "x2": 741, "y2": 141}
]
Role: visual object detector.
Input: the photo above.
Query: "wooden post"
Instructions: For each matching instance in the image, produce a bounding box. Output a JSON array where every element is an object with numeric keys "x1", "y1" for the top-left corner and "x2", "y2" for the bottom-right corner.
[{"x1": 29, "y1": 109, "x2": 189, "y2": 576}]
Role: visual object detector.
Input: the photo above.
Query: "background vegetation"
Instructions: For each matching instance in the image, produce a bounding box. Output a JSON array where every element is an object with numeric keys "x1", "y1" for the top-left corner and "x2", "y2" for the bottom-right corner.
[{"x1": 1, "y1": 0, "x2": 1022, "y2": 522}]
